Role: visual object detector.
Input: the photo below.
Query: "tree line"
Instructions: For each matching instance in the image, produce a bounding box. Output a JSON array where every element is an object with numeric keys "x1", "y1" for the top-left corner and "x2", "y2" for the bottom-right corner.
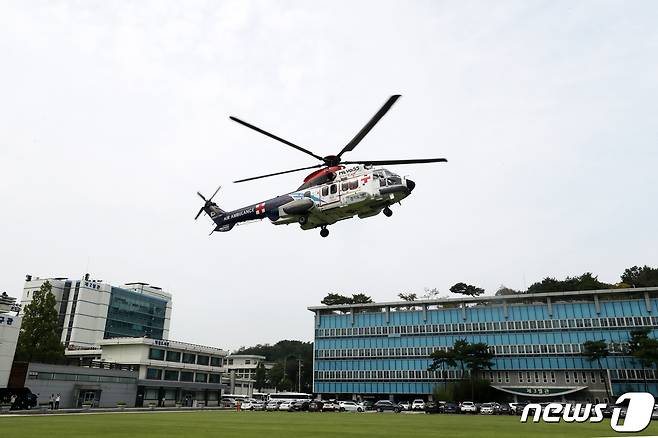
[{"x1": 320, "y1": 264, "x2": 658, "y2": 304}]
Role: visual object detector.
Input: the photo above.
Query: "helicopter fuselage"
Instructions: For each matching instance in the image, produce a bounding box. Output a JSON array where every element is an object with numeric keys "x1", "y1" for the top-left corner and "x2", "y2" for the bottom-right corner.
[{"x1": 203, "y1": 165, "x2": 415, "y2": 234}]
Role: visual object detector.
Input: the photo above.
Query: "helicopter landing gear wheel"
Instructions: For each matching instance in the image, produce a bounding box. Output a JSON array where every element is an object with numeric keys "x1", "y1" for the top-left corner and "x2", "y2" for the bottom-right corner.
[
  {"x1": 298, "y1": 215, "x2": 308, "y2": 225},
  {"x1": 320, "y1": 227, "x2": 329, "y2": 238},
  {"x1": 383, "y1": 207, "x2": 393, "y2": 217}
]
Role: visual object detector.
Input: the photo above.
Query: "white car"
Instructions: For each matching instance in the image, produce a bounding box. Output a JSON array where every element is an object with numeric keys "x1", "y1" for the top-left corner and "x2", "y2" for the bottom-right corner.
[
  {"x1": 278, "y1": 401, "x2": 293, "y2": 411},
  {"x1": 479, "y1": 403, "x2": 495, "y2": 414},
  {"x1": 338, "y1": 401, "x2": 364, "y2": 412},
  {"x1": 398, "y1": 401, "x2": 411, "y2": 411},
  {"x1": 266, "y1": 401, "x2": 279, "y2": 411},
  {"x1": 241, "y1": 400, "x2": 254, "y2": 410},
  {"x1": 460, "y1": 401, "x2": 477, "y2": 414},
  {"x1": 412, "y1": 399, "x2": 425, "y2": 410}
]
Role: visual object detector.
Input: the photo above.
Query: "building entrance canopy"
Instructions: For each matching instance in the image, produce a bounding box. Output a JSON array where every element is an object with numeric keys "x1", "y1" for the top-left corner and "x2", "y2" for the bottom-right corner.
[{"x1": 493, "y1": 385, "x2": 588, "y2": 398}]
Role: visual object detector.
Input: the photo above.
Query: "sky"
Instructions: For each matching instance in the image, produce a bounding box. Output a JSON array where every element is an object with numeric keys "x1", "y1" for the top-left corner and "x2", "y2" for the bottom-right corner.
[{"x1": 1, "y1": 1, "x2": 657, "y2": 350}]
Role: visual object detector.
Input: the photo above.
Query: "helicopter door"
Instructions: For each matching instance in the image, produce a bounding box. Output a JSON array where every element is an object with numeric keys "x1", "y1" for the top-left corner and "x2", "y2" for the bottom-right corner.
[{"x1": 320, "y1": 183, "x2": 339, "y2": 207}]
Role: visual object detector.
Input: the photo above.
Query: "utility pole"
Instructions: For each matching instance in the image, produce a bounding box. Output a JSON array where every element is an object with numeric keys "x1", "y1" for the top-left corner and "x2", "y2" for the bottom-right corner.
[{"x1": 297, "y1": 359, "x2": 303, "y2": 392}]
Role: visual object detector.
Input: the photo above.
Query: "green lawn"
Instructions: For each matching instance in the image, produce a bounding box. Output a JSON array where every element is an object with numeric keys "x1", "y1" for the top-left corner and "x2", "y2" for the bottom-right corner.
[{"x1": 1, "y1": 411, "x2": 656, "y2": 438}]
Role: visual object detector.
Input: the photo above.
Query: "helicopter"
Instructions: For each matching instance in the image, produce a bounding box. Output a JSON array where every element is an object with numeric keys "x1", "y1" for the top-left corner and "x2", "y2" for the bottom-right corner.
[{"x1": 195, "y1": 95, "x2": 447, "y2": 237}]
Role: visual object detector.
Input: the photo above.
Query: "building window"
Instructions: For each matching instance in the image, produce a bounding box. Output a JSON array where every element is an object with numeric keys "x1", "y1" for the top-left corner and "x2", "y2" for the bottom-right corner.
[
  {"x1": 164, "y1": 370, "x2": 179, "y2": 381},
  {"x1": 209, "y1": 374, "x2": 220, "y2": 383},
  {"x1": 197, "y1": 355, "x2": 209, "y2": 366},
  {"x1": 180, "y1": 371, "x2": 193, "y2": 382},
  {"x1": 146, "y1": 368, "x2": 162, "y2": 380},
  {"x1": 210, "y1": 357, "x2": 222, "y2": 367},
  {"x1": 195, "y1": 373, "x2": 208, "y2": 383},
  {"x1": 182, "y1": 353, "x2": 196, "y2": 364},
  {"x1": 166, "y1": 351, "x2": 181, "y2": 362},
  {"x1": 519, "y1": 372, "x2": 524, "y2": 383},
  {"x1": 149, "y1": 348, "x2": 165, "y2": 360}
]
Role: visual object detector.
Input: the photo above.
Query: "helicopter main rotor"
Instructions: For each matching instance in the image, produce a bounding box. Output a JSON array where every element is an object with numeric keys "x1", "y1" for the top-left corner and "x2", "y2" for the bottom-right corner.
[{"x1": 229, "y1": 95, "x2": 447, "y2": 183}]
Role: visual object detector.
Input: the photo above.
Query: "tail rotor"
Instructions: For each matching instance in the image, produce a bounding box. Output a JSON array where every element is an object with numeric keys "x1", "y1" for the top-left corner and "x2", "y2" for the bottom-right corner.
[{"x1": 195, "y1": 185, "x2": 221, "y2": 220}]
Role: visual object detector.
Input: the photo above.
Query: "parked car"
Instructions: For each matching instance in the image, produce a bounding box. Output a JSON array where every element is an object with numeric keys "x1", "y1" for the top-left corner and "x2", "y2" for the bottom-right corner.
[
  {"x1": 266, "y1": 401, "x2": 280, "y2": 411},
  {"x1": 339, "y1": 401, "x2": 364, "y2": 412},
  {"x1": 308, "y1": 400, "x2": 324, "y2": 412},
  {"x1": 289, "y1": 400, "x2": 310, "y2": 411},
  {"x1": 241, "y1": 400, "x2": 254, "y2": 410},
  {"x1": 460, "y1": 401, "x2": 477, "y2": 414},
  {"x1": 424, "y1": 401, "x2": 439, "y2": 414},
  {"x1": 251, "y1": 400, "x2": 266, "y2": 411},
  {"x1": 0, "y1": 388, "x2": 38, "y2": 410},
  {"x1": 412, "y1": 399, "x2": 426, "y2": 411},
  {"x1": 278, "y1": 401, "x2": 293, "y2": 411},
  {"x1": 397, "y1": 400, "x2": 411, "y2": 411},
  {"x1": 321, "y1": 400, "x2": 339, "y2": 412},
  {"x1": 510, "y1": 402, "x2": 528, "y2": 415},
  {"x1": 497, "y1": 403, "x2": 512, "y2": 415},
  {"x1": 443, "y1": 402, "x2": 459, "y2": 414},
  {"x1": 479, "y1": 403, "x2": 495, "y2": 414},
  {"x1": 374, "y1": 400, "x2": 401, "y2": 413},
  {"x1": 358, "y1": 400, "x2": 374, "y2": 411}
]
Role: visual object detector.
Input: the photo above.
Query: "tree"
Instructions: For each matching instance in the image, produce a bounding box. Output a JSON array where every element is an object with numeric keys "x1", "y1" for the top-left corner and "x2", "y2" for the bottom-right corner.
[
  {"x1": 398, "y1": 292, "x2": 417, "y2": 302},
  {"x1": 428, "y1": 349, "x2": 456, "y2": 391},
  {"x1": 464, "y1": 342, "x2": 494, "y2": 401},
  {"x1": 321, "y1": 293, "x2": 353, "y2": 306},
  {"x1": 320, "y1": 293, "x2": 373, "y2": 306},
  {"x1": 350, "y1": 293, "x2": 373, "y2": 304},
  {"x1": 582, "y1": 340, "x2": 611, "y2": 400},
  {"x1": 621, "y1": 265, "x2": 658, "y2": 287},
  {"x1": 527, "y1": 273, "x2": 611, "y2": 293},
  {"x1": 450, "y1": 339, "x2": 470, "y2": 378},
  {"x1": 234, "y1": 340, "x2": 313, "y2": 393},
  {"x1": 495, "y1": 285, "x2": 521, "y2": 296},
  {"x1": 627, "y1": 328, "x2": 658, "y2": 392},
  {"x1": 254, "y1": 362, "x2": 267, "y2": 392},
  {"x1": 449, "y1": 283, "x2": 485, "y2": 297},
  {"x1": 14, "y1": 281, "x2": 65, "y2": 364}
]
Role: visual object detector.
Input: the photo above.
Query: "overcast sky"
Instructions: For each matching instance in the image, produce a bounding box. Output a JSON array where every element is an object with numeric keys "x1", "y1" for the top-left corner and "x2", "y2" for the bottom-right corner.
[{"x1": 1, "y1": 1, "x2": 657, "y2": 350}]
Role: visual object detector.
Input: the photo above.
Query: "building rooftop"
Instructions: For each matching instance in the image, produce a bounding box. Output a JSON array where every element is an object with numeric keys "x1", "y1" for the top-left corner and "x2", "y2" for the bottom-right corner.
[
  {"x1": 307, "y1": 286, "x2": 658, "y2": 312},
  {"x1": 98, "y1": 337, "x2": 228, "y2": 355}
]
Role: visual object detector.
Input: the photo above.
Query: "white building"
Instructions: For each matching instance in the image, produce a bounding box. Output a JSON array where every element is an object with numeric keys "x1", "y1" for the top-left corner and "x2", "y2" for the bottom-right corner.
[
  {"x1": 21, "y1": 274, "x2": 172, "y2": 349},
  {"x1": 225, "y1": 354, "x2": 275, "y2": 393},
  {"x1": 95, "y1": 338, "x2": 253, "y2": 406},
  {"x1": 0, "y1": 293, "x2": 22, "y2": 388}
]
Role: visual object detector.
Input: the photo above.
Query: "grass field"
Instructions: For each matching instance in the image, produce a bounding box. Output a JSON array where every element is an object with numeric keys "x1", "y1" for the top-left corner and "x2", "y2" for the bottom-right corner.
[{"x1": 1, "y1": 411, "x2": 657, "y2": 438}]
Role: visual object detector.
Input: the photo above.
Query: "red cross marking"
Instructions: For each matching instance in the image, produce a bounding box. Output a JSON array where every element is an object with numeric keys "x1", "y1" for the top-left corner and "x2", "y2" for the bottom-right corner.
[
  {"x1": 256, "y1": 203, "x2": 266, "y2": 215},
  {"x1": 361, "y1": 175, "x2": 370, "y2": 184}
]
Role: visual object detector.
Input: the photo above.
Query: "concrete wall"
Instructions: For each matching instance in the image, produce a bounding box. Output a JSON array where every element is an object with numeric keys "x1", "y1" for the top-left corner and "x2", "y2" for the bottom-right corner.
[{"x1": 25, "y1": 363, "x2": 138, "y2": 408}]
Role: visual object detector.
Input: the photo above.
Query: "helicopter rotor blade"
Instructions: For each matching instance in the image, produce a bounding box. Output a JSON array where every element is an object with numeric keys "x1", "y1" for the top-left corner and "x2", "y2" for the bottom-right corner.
[
  {"x1": 337, "y1": 95, "x2": 401, "y2": 158},
  {"x1": 209, "y1": 185, "x2": 221, "y2": 202},
  {"x1": 233, "y1": 164, "x2": 324, "y2": 183},
  {"x1": 229, "y1": 116, "x2": 324, "y2": 161},
  {"x1": 197, "y1": 191, "x2": 207, "y2": 202},
  {"x1": 194, "y1": 207, "x2": 205, "y2": 220},
  {"x1": 341, "y1": 158, "x2": 448, "y2": 166}
]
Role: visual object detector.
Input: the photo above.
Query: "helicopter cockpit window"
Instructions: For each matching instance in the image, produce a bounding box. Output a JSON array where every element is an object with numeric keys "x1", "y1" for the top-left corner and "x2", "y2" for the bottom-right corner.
[
  {"x1": 341, "y1": 182, "x2": 349, "y2": 191},
  {"x1": 321, "y1": 186, "x2": 329, "y2": 196},
  {"x1": 304, "y1": 191, "x2": 311, "y2": 198},
  {"x1": 348, "y1": 180, "x2": 358, "y2": 190},
  {"x1": 330, "y1": 184, "x2": 337, "y2": 194}
]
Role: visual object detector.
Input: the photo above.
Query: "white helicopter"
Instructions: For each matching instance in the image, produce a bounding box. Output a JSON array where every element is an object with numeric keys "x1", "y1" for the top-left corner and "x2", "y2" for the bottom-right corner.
[{"x1": 195, "y1": 95, "x2": 447, "y2": 237}]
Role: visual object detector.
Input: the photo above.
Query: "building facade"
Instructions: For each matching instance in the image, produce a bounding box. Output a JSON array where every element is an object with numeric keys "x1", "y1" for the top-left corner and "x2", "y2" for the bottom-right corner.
[
  {"x1": 21, "y1": 362, "x2": 138, "y2": 408},
  {"x1": 0, "y1": 293, "x2": 22, "y2": 388},
  {"x1": 98, "y1": 337, "x2": 235, "y2": 406},
  {"x1": 21, "y1": 275, "x2": 172, "y2": 348},
  {"x1": 225, "y1": 354, "x2": 275, "y2": 394},
  {"x1": 309, "y1": 287, "x2": 658, "y2": 403}
]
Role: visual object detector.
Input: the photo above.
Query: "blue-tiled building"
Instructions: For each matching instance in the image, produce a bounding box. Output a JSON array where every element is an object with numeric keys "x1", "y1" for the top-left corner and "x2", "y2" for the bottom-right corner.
[{"x1": 308, "y1": 287, "x2": 658, "y2": 402}]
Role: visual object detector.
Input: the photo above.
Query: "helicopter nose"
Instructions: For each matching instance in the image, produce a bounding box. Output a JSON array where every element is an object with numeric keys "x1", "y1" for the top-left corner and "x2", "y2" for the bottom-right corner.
[{"x1": 406, "y1": 179, "x2": 416, "y2": 192}]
